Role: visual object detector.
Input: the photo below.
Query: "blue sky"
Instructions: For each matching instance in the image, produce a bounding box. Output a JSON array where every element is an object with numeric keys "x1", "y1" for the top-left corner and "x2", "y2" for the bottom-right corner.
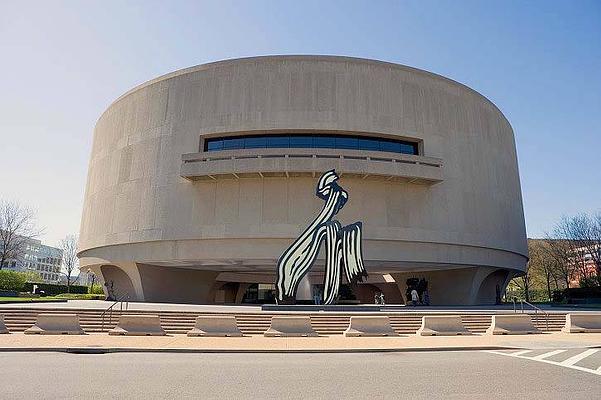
[{"x1": 1, "y1": 0, "x2": 599, "y2": 245}]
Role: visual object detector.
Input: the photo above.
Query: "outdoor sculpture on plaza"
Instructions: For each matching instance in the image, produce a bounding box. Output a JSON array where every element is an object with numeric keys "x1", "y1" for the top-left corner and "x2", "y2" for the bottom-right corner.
[{"x1": 276, "y1": 170, "x2": 368, "y2": 305}]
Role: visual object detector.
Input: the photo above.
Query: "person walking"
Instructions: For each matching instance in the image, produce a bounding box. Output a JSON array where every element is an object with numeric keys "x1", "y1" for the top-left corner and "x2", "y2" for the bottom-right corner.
[{"x1": 411, "y1": 288, "x2": 419, "y2": 306}]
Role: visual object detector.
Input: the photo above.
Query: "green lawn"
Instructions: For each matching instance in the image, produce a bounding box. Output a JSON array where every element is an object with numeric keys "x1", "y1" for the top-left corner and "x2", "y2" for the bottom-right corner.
[
  {"x1": 0, "y1": 294, "x2": 105, "y2": 303},
  {"x1": 0, "y1": 296, "x2": 67, "y2": 302}
]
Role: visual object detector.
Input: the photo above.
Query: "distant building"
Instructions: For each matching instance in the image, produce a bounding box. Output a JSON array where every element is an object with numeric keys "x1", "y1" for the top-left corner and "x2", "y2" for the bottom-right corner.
[{"x1": 2, "y1": 237, "x2": 63, "y2": 284}]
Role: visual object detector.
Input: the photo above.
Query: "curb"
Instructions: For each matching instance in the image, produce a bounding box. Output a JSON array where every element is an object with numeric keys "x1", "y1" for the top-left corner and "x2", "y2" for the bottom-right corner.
[{"x1": 0, "y1": 345, "x2": 522, "y2": 354}]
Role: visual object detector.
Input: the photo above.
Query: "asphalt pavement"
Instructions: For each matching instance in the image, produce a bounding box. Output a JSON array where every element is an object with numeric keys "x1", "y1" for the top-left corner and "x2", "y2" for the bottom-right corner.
[{"x1": 1, "y1": 350, "x2": 600, "y2": 399}]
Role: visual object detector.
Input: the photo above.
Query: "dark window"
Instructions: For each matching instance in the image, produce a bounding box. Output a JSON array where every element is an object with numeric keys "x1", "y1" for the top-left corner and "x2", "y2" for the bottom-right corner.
[
  {"x1": 314, "y1": 136, "x2": 336, "y2": 148},
  {"x1": 289, "y1": 136, "x2": 313, "y2": 148},
  {"x1": 244, "y1": 136, "x2": 267, "y2": 148},
  {"x1": 380, "y1": 140, "x2": 401, "y2": 153},
  {"x1": 222, "y1": 138, "x2": 244, "y2": 150},
  {"x1": 335, "y1": 137, "x2": 358, "y2": 149},
  {"x1": 206, "y1": 140, "x2": 223, "y2": 151},
  {"x1": 400, "y1": 143, "x2": 418, "y2": 155},
  {"x1": 267, "y1": 135, "x2": 289, "y2": 148},
  {"x1": 204, "y1": 134, "x2": 419, "y2": 155},
  {"x1": 358, "y1": 138, "x2": 381, "y2": 151}
]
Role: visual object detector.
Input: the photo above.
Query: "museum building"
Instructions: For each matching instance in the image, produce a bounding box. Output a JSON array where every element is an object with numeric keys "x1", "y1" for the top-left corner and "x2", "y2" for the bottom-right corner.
[{"x1": 78, "y1": 55, "x2": 528, "y2": 305}]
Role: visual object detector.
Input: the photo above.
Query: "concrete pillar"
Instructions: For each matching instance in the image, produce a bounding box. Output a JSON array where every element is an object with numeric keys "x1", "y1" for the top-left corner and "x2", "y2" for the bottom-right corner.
[{"x1": 235, "y1": 283, "x2": 252, "y2": 304}]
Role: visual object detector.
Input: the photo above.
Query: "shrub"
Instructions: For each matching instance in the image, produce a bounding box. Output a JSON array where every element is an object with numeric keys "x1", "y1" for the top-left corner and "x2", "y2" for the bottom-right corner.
[
  {"x1": 579, "y1": 275, "x2": 601, "y2": 289},
  {"x1": 565, "y1": 286, "x2": 601, "y2": 300},
  {"x1": 22, "y1": 282, "x2": 88, "y2": 295},
  {"x1": 23, "y1": 271, "x2": 43, "y2": 283},
  {"x1": 505, "y1": 289, "x2": 550, "y2": 303},
  {"x1": 54, "y1": 293, "x2": 105, "y2": 300},
  {"x1": 552, "y1": 290, "x2": 565, "y2": 303},
  {"x1": 89, "y1": 284, "x2": 104, "y2": 294},
  {"x1": 0, "y1": 270, "x2": 28, "y2": 291}
]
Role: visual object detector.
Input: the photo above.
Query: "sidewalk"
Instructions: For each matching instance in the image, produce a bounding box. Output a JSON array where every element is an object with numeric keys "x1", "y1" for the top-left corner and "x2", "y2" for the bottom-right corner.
[{"x1": 0, "y1": 332, "x2": 599, "y2": 354}]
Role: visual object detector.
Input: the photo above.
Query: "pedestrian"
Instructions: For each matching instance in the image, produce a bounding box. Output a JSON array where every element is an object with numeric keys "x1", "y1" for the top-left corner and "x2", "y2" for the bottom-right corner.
[
  {"x1": 411, "y1": 288, "x2": 419, "y2": 306},
  {"x1": 423, "y1": 290, "x2": 430, "y2": 306}
]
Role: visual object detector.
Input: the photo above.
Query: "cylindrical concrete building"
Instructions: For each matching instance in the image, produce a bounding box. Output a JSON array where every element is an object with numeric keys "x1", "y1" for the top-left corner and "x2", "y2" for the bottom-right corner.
[{"x1": 78, "y1": 55, "x2": 527, "y2": 305}]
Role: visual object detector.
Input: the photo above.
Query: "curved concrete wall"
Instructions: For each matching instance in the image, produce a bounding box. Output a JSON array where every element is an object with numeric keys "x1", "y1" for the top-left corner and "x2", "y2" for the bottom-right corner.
[{"x1": 79, "y1": 56, "x2": 527, "y2": 304}]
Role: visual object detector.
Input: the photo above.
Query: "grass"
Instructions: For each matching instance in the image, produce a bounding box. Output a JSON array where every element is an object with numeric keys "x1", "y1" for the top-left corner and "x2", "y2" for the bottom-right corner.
[
  {"x1": 0, "y1": 293, "x2": 105, "y2": 303},
  {"x1": 0, "y1": 296, "x2": 67, "y2": 302}
]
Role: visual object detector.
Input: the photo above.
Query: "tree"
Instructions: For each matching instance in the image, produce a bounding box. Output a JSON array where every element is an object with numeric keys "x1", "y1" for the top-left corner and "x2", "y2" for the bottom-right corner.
[
  {"x1": 528, "y1": 239, "x2": 562, "y2": 301},
  {"x1": 545, "y1": 237, "x2": 574, "y2": 289},
  {"x1": 59, "y1": 234, "x2": 79, "y2": 292},
  {"x1": 551, "y1": 213, "x2": 601, "y2": 286},
  {"x1": 0, "y1": 200, "x2": 40, "y2": 270},
  {"x1": 509, "y1": 268, "x2": 532, "y2": 302}
]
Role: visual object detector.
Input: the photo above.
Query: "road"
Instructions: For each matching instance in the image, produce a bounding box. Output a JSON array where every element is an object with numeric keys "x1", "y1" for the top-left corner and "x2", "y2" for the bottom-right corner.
[{"x1": 1, "y1": 350, "x2": 600, "y2": 399}]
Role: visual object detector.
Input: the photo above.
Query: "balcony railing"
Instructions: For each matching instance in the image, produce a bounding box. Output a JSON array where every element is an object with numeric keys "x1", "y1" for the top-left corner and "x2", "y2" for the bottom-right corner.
[{"x1": 181, "y1": 148, "x2": 443, "y2": 184}]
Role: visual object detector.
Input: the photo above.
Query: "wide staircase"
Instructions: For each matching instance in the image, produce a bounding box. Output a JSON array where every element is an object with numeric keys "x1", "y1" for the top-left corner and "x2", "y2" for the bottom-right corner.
[{"x1": 0, "y1": 307, "x2": 567, "y2": 335}]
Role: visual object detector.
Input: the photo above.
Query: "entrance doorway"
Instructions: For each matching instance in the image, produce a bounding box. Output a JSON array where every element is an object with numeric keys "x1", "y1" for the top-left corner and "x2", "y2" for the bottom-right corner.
[{"x1": 241, "y1": 283, "x2": 276, "y2": 304}]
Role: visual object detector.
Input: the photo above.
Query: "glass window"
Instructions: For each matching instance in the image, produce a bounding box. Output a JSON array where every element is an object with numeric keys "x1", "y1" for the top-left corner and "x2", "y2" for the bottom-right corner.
[
  {"x1": 266, "y1": 135, "x2": 289, "y2": 148},
  {"x1": 335, "y1": 136, "x2": 358, "y2": 149},
  {"x1": 222, "y1": 138, "x2": 244, "y2": 150},
  {"x1": 400, "y1": 143, "x2": 417, "y2": 155},
  {"x1": 380, "y1": 140, "x2": 401, "y2": 153},
  {"x1": 314, "y1": 136, "x2": 336, "y2": 148},
  {"x1": 204, "y1": 133, "x2": 418, "y2": 155},
  {"x1": 357, "y1": 138, "x2": 380, "y2": 151},
  {"x1": 289, "y1": 136, "x2": 313, "y2": 148},
  {"x1": 244, "y1": 136, "x2": 267, "y2": 148}
]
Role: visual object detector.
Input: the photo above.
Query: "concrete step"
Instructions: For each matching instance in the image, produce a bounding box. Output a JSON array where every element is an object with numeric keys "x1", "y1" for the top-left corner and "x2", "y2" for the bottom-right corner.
[{"x1": 0, "y1": 308, "x2": 567, "y2": 334}]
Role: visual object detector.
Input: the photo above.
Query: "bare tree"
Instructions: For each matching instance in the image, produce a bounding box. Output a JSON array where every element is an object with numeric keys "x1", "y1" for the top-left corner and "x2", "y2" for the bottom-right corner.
[
  {"x1": 0, "y1": 200, "x2": 40, "y2": 270},
  {"x1": 528, "y1": 240, "x2": 547, "y2": 300},
  {"x1": 59, "y1": 234, "x2": 79, "y2": 292},
  {"x1": 545, "y1": 237, "x2": 574, "y2": 289},
  {"x1": 551, "y1": 213, "x2": 601, "y2": 285}
]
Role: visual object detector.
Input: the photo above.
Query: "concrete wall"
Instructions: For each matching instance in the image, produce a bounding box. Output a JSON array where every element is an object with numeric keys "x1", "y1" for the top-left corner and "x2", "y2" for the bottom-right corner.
[{"x1": 78, "y1": 56, "x2": 527, "y2": 304}]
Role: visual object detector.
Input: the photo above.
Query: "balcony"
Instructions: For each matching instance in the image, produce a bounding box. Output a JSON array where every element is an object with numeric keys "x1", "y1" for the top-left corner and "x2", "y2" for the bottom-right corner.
[{"x1": 181, "y1": 148, "x2": 443, "y2": 185}]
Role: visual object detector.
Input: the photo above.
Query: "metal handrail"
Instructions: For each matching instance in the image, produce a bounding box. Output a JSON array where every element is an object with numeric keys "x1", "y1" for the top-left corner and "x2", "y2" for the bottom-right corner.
[
  {"x1": 518, "y1": 300, "x2": 550, "y2": 331},
  {"x1": 100, "y1": 291, "x2": 130, "y2": 332}
]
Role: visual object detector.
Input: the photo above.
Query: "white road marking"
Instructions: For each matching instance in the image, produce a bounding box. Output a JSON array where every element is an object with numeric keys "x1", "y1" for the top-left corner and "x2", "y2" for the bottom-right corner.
[
  {"x1": 485, "y1": 348, "x2": 601, "y2": 376},
  {"x1": 532, "y1": 349, "x2": 566, "y2": 360},
  {"x1": 560, "y1": 349, "x2": 599, "y2": 366},
  {"x1": 510, "y1": 350, "x2": 532, "y2": 356}
]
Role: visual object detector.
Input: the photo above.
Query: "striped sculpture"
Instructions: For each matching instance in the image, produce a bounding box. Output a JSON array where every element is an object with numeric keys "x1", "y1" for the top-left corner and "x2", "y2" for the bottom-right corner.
[{"x1": 276, "y1": 169, "x2": 368, "y2": 305}]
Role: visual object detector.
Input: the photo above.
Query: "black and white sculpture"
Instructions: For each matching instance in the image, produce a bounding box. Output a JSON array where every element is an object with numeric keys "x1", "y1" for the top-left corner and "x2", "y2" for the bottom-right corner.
[{"x1": 276, "y1": 170, "x2": 368, "y2": 305}]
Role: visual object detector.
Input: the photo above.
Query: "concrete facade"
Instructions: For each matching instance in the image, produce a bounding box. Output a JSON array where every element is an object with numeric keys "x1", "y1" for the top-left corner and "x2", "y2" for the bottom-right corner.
[{"x1": 78, "y1": 55, "x2": 527, "y2": 305}]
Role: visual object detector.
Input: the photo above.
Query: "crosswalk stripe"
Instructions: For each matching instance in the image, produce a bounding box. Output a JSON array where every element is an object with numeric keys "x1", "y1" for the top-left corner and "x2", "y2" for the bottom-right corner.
[
  {"x1": 559, "y1": 349, "x2": 599, "y2": 366},
  {"x1": 484, "y1": 349, "x2": 601, "y2": 376},
  {"x1": 531, "y1": 350, "x2": 566, "y2": 360},
  {"x1": 510, "y1": 350, "x2": 532, "y2": 356}
]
